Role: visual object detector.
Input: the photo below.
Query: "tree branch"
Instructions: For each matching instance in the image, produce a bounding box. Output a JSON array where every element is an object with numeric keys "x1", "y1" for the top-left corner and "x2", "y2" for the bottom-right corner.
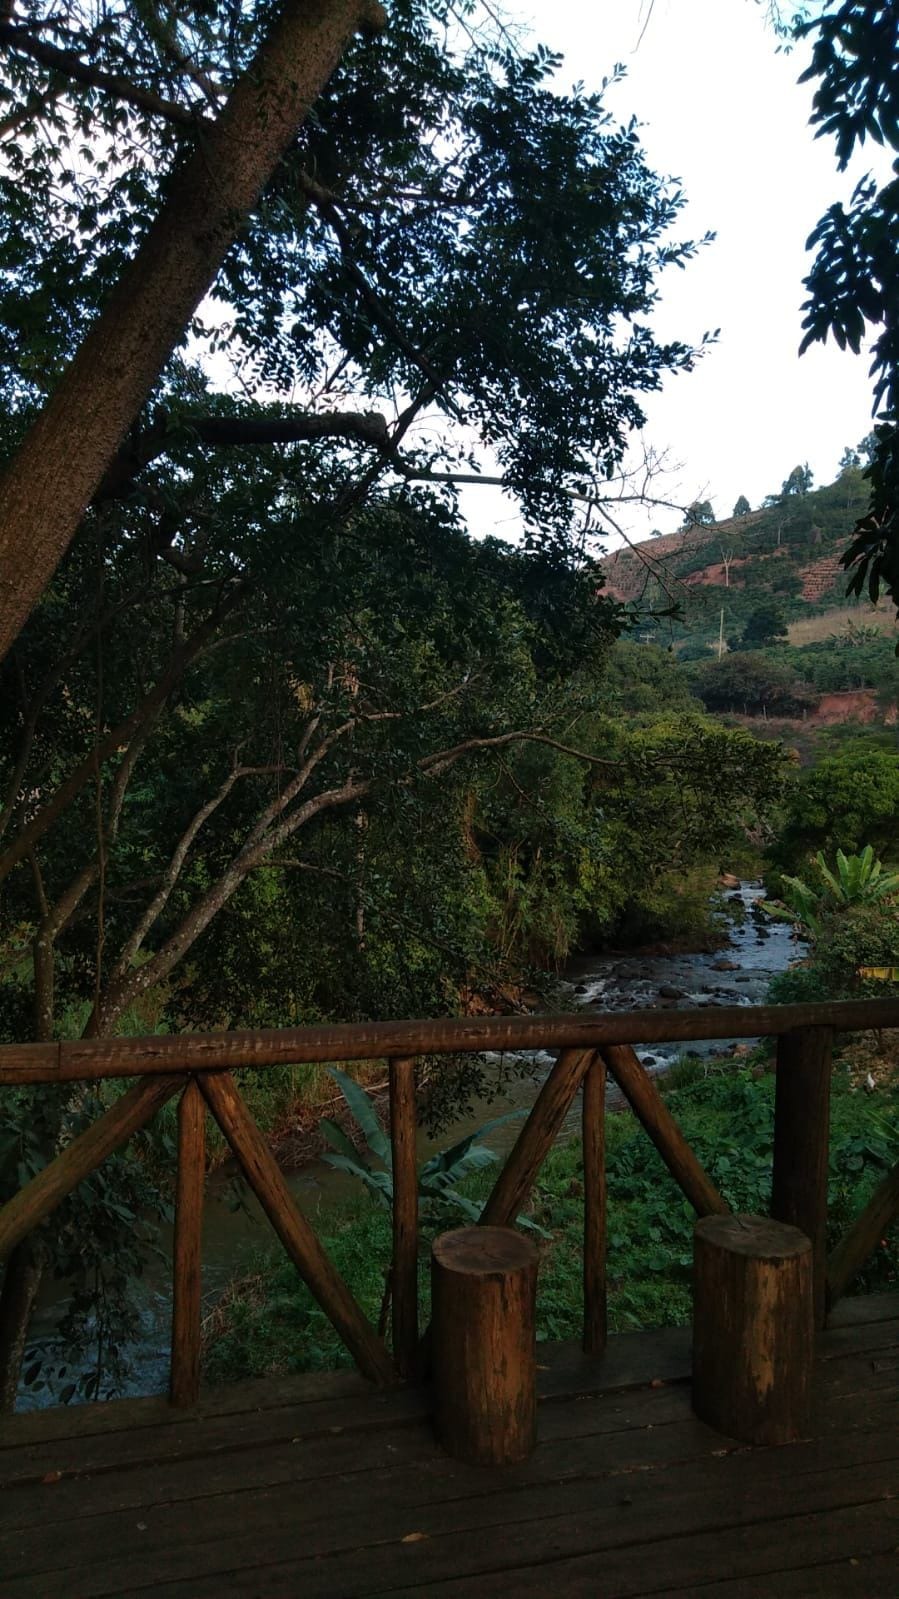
[
  {"x1": 0, "y1": 22, "x2": 203, "y2": 127},
  {"x1": 85, "y1": 722, "x2": 626, "y2": 1032},
  {"x1": 107, "y1": 761, "x2": 284, "y2": 985},
  {"x1": 97, "y1": 409, "x2": 396, "y2": 502}
]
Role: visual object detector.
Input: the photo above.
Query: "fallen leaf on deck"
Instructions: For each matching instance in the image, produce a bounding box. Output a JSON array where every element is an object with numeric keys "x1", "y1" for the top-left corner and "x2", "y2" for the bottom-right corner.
[{"x1": 402, "y1": 1532, "x2": 429, "y2": 1543}]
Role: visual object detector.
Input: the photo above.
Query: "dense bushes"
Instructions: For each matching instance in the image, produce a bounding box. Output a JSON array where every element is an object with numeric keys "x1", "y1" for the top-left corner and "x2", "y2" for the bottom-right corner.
[
  {"x1": 690, "y1": 652, "x2": 817, "y2": 716},
  {"x1": 769, "y1": 750, "x2": 899, "y2": 871}
]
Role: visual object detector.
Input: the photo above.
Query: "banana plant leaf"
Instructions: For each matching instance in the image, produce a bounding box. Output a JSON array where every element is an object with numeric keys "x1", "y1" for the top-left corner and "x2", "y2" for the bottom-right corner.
[{"x1": 326, "y1": 1067, "x2": 391, "y2": 1166}]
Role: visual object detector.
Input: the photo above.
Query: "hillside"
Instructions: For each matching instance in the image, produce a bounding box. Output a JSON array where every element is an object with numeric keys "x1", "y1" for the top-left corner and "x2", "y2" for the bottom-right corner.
[{"x1": 600, "y1": 468, "x2": 874, "y2": 646}]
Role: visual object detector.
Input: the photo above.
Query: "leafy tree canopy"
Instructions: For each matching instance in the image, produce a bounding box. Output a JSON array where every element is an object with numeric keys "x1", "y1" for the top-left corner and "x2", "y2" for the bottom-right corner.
[
  {"x1": 769, "y1": 747, "x2": 899, "y2": 870},
  {"x1": 683, "y1": 499, "x2": 715, "y2": 529},
  {"x1": 741, "y1": 601, "x2": 790, "y2": 648},
  {"x1": 0, "y1": 0, "x2": 709, "y2": 566},
  {"x1": 781, "y1": 463, "x2": 814, "y2": 496},
  {"x1": 782, "y1": 2, "x2": 899, "y2": 610},
  {"x1": 733, "y1": 494, "x2": 752, "y2": 516},
  {"x1": 690, "y1": 651, "x2": 817, "y2": 716}
]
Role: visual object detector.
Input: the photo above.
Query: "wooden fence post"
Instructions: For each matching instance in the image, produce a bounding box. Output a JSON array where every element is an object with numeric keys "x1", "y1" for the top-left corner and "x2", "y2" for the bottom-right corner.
[
  {"x1": 582, "y1": 1052, "x2": 607, "y2": 1355},
  {"x1": 772, "y1": 1026, "x2": 832, "y2": 1328},
  {"x1": 388, "y1": 1057, "x2": 418, "y2": 1378},
  {"x1": 432, "y1": 1226, "x2": 538, "y2": 1465},
  {"x1": 693, "y1": 1214, "x2": 813, "y2": 1445},
  {"x1": 170, "y1": 1079, "x2": 205, "y2": 1407}
]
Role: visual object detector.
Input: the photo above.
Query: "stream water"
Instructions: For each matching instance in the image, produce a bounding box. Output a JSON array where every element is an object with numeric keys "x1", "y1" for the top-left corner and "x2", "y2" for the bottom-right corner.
[{"x1": 22, "y1": 879, "x2": 803, "y2": 1408}]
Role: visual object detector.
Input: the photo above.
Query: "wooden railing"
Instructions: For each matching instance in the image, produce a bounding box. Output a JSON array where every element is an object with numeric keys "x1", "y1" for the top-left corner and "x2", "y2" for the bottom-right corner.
[{"x1": 2, "y1": 997, "x2": 899, "y2": 1406}]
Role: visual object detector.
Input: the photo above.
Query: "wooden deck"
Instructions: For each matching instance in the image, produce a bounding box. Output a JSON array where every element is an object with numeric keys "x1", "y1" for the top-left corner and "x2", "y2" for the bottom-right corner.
[{"x1": 1, "y1": 1295, "x2": 897, "y2": 1598}]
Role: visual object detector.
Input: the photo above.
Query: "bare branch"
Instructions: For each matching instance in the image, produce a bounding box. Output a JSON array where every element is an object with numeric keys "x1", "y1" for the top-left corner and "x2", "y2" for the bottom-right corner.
[{"x1": 107, "y1": 762, "x2": 280, "y2": 983}]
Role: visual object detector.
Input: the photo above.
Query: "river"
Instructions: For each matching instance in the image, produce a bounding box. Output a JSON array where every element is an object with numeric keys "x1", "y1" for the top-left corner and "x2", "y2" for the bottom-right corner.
[{"x1": 21, "y1": 879, "x2": 803, "y2": 1408}]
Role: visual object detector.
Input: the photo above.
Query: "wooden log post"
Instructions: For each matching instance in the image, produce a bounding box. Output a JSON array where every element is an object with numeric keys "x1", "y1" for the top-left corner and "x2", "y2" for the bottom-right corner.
[
  {"x1": 602, "y1": 1045, "x2": 728, "y2": 1217},
  {"x1": 693, "y1": 1214, "x2": 813, "y2": 1446},
  {"x1": 170, "y1": 1080, "x2": 205, "y2": 1408},
  {"x1": 582, "y1": 1052, "x2": 607, "y2": 1355},
  {"x1": 771, "y1": 1026, "x2": 832, "y2": 1328},
  {"x1": 388, "y1": 1057, "x2": 419, "y2": 1378},
  {"x1": 431, "y1": 1226, "x2": 538, "y2": 1466},
  {"x1": 199, "y1": 1070, "x2": 395, "y2": 1386}
]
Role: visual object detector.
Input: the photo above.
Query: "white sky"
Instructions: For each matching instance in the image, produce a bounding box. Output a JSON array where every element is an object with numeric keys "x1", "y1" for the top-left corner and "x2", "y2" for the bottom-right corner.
[{"x1": 459, "y1": 0, "x2": 888, "y2": 547}]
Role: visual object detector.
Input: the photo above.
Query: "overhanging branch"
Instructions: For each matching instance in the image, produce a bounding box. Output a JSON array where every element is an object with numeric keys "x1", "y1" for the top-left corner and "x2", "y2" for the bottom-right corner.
[{"x1": 98, "y1": 409, "x2": 395, "y2": 502}]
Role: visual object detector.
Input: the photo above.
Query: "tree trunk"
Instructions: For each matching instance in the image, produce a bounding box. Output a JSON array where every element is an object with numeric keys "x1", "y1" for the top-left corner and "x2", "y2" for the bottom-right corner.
[
  {"x1": 0, "y1": 0, "x2": 386, "y2": 663},
  {"x1": 0, "y1": 1241, "x2": 44, "y2": 1413}
]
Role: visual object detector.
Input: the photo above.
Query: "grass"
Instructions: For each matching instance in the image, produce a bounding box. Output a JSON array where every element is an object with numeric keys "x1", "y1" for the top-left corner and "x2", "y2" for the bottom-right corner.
[
  {"x1": 786, "y1": 601, "x2": 896, "y2": 646},
  {"x1": 203, "y1": 1050, "x2": 899, "y2": 1385}
]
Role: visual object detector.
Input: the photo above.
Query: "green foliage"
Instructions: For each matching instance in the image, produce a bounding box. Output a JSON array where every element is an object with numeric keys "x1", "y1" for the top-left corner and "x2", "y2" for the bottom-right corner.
[
  {"x1": 740, "y1": 602, "x2": 789, "y2": 649},
  {"x1": 733, "y1": 494, "x2": 752, "y2": 517},
  {"x1": 320, "y1": 1067, "x2": 538, "y2": 1232},
  {"x1": 793, "y1": 3, "x2": 899, "y2": 610},
  {"x1": 690, "y1": 652, "x2": 817, "y2": 716},
  {"x1": 682, "y1": 499, "x2": 715, "y2": 529},
  {"x1": 770, "y1": 749, "x2": 899, "y2": 868},
  {"x1": 0, "y1": 1082, "x2": 175, "y2": 1401},
  {"x1": 476, "y1": 710, "x2": 785, "y2": 959},
  {"x1": 600, "y1": 640, "x2": 698, "y2": 713},
  {"x1": 774, "y1": 846, "x2": 899, "y2": 940},
  {"x1": 206, "y1": 1062, "x2": 899, "y2": 1378},
  {"x1": 762, "y1": 631, "x2": 899, "y2": 695},
  {"x1": 781, "y1": 463, "x2": 814, "y2": 497},
  {"x1": 1, "y1": 3, "x2": 709, "y2": 554}
]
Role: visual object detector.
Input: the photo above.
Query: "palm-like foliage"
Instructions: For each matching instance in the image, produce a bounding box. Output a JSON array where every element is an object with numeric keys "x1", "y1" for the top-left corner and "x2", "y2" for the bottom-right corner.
[
  {"x1": 320, "y1": 1068, "x2": 542, "y2": 1233},
  {"x1": 775, "y1": 846, "x2": 899, "y2": 939}
]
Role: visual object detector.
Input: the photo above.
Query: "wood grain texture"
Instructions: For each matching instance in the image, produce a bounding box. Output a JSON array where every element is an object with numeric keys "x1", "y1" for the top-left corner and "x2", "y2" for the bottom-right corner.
[
  {"x1": 602, "y1": 1044, "x2": 728, "y2": 1217},
  {"x1": 480, "y1": 1048, "x2": 594, "y2": 1226},
  {"x1": 169, "y1": 1080, "x2": 205, "y2": 1408},
  {"x1": 1, "y1": 1306, "x2": 897, "y2": 1597},
  {"x1": 0, "y1": 1074, "x2": 181, "y2": 1261},
  {"x1": 693, "y1": 1213, "x2": 814, "y2": 1445},
  {"x1": 582, "y1": 1052, "x2": 606, "y2": 1355},
  {"x1": 2, "y1": 998, "x2": 897, "y2": 1083},
  {"x1": 199, "y1": 1070, "x2": 395, "y2": 1387},
  {"x1": 772, "y1": 1026, "x2": 833, "y2": 1328},
  {"x1": 431, "y1": 1226, "x2": 538, "y2": 1466},
  {"x1": 388, "y1": 1058, "x2": 419, "y2": 1377}
]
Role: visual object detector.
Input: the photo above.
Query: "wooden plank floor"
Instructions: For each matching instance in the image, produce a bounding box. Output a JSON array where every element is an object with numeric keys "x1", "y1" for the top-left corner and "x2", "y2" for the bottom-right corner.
[{"x1": 1, "y1": 1296, "x2": 898, "y2": 1598}]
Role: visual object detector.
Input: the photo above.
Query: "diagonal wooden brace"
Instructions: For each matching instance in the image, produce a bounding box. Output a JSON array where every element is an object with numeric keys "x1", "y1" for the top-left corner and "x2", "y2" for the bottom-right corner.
[
  {"x1": 199, "y1": 1070, "x2": 395, "y2": 1387},
  {"x1": 602, "y1": 1044, "x2": 728, "y2": 1217},
  {"x1": 481, "y1": 1048, "x2": 596, "y2": 1227},
  {"x1": 0, "y1": 1074, "x2": 182, "y2": 1262}
]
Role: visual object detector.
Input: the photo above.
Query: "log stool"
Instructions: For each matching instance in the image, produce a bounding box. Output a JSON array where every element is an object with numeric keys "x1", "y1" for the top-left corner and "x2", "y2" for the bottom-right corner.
[
  {"x1": 693, "y1": 1213, "x2": 813, "y2": 1445},
  {"x1": 431, "y1": 1226, "x2": 538, "y2": 1466}
]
